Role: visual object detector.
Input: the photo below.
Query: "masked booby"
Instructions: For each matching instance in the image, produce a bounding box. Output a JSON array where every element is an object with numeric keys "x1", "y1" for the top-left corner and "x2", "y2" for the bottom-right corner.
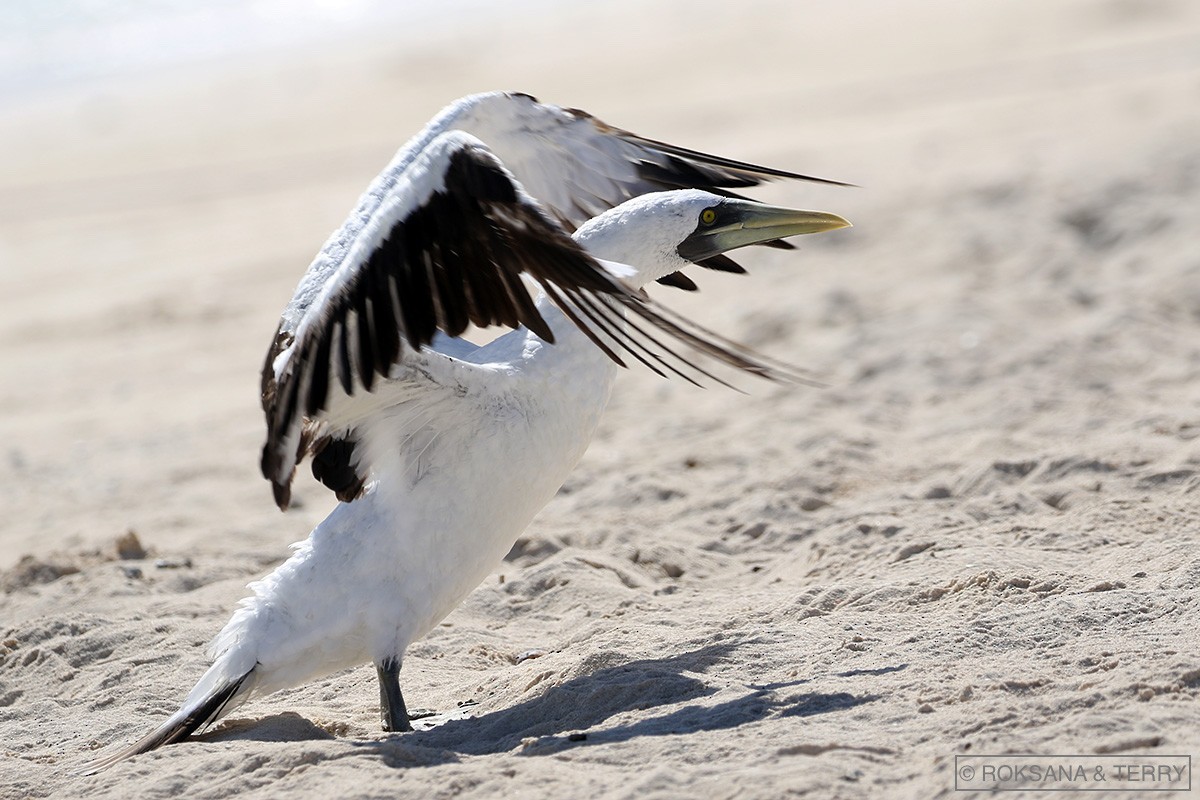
[{"x1": 83, "y1": 91, "x2": 850, "y2": 772}]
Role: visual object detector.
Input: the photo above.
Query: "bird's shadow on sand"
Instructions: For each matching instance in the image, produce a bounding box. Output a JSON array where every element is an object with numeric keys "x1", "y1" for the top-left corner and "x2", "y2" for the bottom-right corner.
[{"x1": 207, "y1": 639, "x2": 891, "y2": 769}]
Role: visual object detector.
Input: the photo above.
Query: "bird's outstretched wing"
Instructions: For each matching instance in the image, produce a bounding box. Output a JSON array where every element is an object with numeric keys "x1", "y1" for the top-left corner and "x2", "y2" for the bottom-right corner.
[
  {"x1": 474, "y1": 91, "x2": 850, "y2": 230},
  {"x1": 276, "y1": 92, "x2": 849, "y2": 338},
  {"x1": 260, "y1": 132, "x2": 808, "y2": 509},
  {"x1": 464, "y1": 91, "x2": 852, "y2": 281}
]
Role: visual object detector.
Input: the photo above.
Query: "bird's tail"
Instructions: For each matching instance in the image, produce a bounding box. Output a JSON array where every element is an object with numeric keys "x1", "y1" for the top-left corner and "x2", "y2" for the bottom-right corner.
[{"x1": 80, "y1": 658, "x2": 259, "y2": 774}]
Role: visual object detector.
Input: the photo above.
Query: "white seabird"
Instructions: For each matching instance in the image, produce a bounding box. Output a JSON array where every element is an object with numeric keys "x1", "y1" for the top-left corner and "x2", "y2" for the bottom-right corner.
[{"x1": 83, "y1": 91, "x2": 850, "y2": 772}]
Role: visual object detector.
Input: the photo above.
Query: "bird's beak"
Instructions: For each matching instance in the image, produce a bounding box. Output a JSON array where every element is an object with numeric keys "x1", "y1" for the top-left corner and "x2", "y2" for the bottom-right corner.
[{"x1": 676, "y1": 199, "x2": 851, "y2": 263}]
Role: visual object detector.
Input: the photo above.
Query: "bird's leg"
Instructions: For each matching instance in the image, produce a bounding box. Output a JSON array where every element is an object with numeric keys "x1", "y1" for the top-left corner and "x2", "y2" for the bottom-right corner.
[{"x1": 376, "y1": 657, "x2": 413, "y2": 732}]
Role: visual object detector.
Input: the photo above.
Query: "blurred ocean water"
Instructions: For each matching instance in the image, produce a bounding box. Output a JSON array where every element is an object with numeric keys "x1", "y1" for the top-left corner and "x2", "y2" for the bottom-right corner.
[{"x1": 0, "y1": 0, "x2": 508, "y2": 103}]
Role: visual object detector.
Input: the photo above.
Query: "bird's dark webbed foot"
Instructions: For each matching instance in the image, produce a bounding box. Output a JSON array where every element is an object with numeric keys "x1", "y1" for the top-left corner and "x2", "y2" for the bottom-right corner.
[{"x1": 376, "y1": 657, "x2": 414, "y2": 732}]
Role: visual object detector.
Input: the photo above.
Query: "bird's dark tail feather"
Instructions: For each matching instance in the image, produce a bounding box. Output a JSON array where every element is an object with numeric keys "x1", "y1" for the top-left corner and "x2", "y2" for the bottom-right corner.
[{"x1": 79, "y1": 667, "x2": 255, "y2": 775}]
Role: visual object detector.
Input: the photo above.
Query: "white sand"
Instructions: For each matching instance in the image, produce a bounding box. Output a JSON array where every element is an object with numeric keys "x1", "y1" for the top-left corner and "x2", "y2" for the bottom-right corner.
[{"x1": 2, "y1": 1, "x2": 1199, "y2": 797}]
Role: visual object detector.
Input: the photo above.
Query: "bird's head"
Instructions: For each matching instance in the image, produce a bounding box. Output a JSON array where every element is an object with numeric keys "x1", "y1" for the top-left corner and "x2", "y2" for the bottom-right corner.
[{"x1": 573, "y1": 189, "x2": 850, "y2": 289}]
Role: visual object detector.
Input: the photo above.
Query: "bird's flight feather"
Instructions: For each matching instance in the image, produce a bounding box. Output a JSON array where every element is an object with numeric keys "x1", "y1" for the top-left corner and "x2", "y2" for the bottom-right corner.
[{"x1": 261, "y1": 92, "x2": 837, "y2": 508}]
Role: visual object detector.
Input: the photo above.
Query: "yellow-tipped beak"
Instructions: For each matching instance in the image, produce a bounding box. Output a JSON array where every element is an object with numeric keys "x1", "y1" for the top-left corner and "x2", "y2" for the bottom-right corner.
[{"x1": 677, "y1": 199, "x2": 851, "y2": 262}]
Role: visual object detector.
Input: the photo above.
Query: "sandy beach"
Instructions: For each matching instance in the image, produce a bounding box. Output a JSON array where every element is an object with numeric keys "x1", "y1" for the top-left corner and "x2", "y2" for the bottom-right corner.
[{"x1": 2, "y1": 1, "x2": 1199, "y2": 797}]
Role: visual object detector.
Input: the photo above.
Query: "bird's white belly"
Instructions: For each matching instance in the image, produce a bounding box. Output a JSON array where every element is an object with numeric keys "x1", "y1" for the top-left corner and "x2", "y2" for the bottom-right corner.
[
  {"x1": 373, "y1": 375, "x2": 612, "y2": 651},
  {"x1": 241, "y1": 352, "x2": 614, "y2": 692}
]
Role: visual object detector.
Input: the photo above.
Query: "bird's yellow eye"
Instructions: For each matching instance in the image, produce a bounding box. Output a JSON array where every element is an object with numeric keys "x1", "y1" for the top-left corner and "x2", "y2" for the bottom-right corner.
[{"x1": 700, "y1": 208, "x2": 717, "y2": 225}]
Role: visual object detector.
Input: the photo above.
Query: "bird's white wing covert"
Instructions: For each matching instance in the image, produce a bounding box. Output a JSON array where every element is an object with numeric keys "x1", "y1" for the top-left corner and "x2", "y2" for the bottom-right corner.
[{"x1": 261, "y1": 94, "x2": 842, "y2": 508}]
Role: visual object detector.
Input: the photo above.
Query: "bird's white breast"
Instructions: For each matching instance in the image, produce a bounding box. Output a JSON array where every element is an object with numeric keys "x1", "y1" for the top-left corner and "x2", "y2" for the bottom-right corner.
[{"x1": 231, "y1": 307, "x2": 617, "y2": 694}]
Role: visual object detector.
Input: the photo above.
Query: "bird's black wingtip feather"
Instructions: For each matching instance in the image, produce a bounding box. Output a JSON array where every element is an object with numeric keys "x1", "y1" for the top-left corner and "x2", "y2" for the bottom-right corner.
[{"x1": 625, "y1": 131, "x2": 858, "y2": 188}]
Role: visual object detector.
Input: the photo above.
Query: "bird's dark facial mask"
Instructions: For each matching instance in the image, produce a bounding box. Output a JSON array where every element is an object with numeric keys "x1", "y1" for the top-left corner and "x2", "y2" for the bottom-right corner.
[{"x1": 676, "y1": 199, "x2": 850, "y2": 263}]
